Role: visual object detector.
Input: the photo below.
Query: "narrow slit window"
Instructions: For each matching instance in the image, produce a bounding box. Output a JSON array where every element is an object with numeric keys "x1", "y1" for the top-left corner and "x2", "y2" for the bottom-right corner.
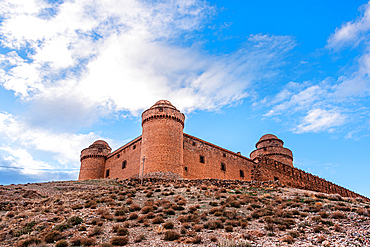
[
  {"x1": 184, "y1": 167, "x2": 188, "y2": 171},
  {"x1": 240, "y1": 170, "x2": 244, "y2": 178},
  {"x1": 122, "y1": 160, "x2": 127, "y2": 169},
  {"x1": 117, "y1": 154, "x2": 120, "y2": 159},
  {"x1": 199, "y1": 155, "x2": 205, "y2": 164},
  {"x1": 223, "y1": 153, "x2": 226, "y2": 157},
  {"x1": 133, "y1": 145, "x2": 136, "y2": 150},
  {"x1": 106, "y1": 169, "x2": 110, "y2": 178},
  {"x1": 221, "y1": 163, "x2": 226, "y2": 171}
]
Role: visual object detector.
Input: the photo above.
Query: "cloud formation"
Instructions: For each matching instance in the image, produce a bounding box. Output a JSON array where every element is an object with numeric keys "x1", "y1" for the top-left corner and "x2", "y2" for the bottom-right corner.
[
  {"x1": 0, "y1": 112, "x2": 100, "y2": 167},
  {"x1": 0, "y1": 0, "x2": 294, "y2": 128}
]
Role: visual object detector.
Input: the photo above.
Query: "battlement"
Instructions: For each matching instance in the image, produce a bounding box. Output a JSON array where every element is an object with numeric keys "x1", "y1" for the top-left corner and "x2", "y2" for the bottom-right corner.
[{"x1": 142, "y1": 100, "x2": 185, "y2": 128}]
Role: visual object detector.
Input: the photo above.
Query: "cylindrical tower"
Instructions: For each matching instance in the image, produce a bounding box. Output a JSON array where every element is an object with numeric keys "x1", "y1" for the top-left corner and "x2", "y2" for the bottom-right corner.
[
  {"x1": 140, "y1": 100, "x2": 185, "y2": 178},
  {"x1": 79, "y1": 140, "x2": 111, "y2": 180},
  {"x1": 250, "y1": 134, "x2": 293, "y2": 167}
]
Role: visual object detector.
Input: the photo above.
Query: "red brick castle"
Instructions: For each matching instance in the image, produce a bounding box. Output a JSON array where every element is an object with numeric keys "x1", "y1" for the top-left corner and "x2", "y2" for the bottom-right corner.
[{"x1": 79, "y1": 100, "x2": 368, "y2": 201}]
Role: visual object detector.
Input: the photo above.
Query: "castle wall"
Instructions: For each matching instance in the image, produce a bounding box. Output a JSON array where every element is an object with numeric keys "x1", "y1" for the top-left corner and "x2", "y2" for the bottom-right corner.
[
  {"x1": 104, "y1": 137, "x2": 142, "y2": 180},
  {"x1": 183, "y1": 134, "x2": 254, "y2": 180},
  {"x1": 253, "y1": 156, "x2": 370, "y2": 202}
]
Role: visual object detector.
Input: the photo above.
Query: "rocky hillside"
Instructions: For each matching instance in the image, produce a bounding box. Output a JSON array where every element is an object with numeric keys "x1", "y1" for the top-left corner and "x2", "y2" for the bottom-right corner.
[{"x1": 0, "y1": 178, "x2": 369, "y2": 247}]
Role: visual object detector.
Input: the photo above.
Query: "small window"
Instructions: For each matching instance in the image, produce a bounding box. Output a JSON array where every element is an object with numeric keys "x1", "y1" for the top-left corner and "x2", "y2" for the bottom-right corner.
[
  {"x1": 274, "y1": 176, "x2": 279, "y2": 181},
  {"x1": 133, "y1": 145, "x2": 136, "y2": 150},
  {"x1": 117, "y1": 154, "x2": 120, "y2": 159},
  {"x1": 199, "y1": 155, "x2": 205, "y2": 164},
  {"x1": 263, "y1": 147, "x2": 267, "y2": 151},
  {"x1": 106, "y1": 169, "x2": 110, "y2": 178},
  {"x1": 240, "y1": 170, "x2": 244, "y2": 178},
  {"x1": 221, "y1": 163, "x2": 226, "y2": 171},
  {"x1": 158, "y1": 107, "x2": 163, "y2": 112},
  {"x1": 122, "y1": 160, "x2": 127, "y2": 169},
  {"x1": 223, "y1": 153, "x2": 226, "y2": 157},
  {"x1": 184, "y1": 167, "x2": 188, "y2": 171},
  {"x1": 192, "y1": 141, "x2": 196, "y2": 146}
]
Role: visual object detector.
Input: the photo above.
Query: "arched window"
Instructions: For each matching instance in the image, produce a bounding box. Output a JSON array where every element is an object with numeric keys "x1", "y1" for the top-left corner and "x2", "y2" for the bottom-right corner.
[{"x1": 122, "y1": 160, "x2": 127, "y2": 169}]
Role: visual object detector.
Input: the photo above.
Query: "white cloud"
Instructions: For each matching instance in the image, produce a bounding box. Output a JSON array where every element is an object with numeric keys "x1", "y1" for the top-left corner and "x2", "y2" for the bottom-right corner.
[
  {"x1": 0, "y1": 146, "x2": 52, "y2": 176},
  {"x1": 327, "y1": 2, "x2": 370, "y2": 50},
  {"x1": 0, "y1": 112, "x2": 100, "y2": 165},
  {"x1": 0, "y1": 0, "x2": 294, "y2": 127},
  {"x1": 294, "y1": 109, "x2": 346, "y2": 133},
  {"x1": 264, "y1": 85, "x2": 325, "y2": 117}
]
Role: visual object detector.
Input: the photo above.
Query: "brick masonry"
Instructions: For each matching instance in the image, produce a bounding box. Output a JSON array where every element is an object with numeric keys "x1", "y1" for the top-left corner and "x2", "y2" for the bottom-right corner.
[{"x1": 78, "y1": 100, "x2": 369, "y2": 202}]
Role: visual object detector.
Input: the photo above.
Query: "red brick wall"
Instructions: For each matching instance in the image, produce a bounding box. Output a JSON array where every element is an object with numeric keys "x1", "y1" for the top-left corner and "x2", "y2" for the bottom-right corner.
[
  {"x1": 183, "y1": 134, "x2": 254, "y2": 181},
  {"x1": 140, "y1": 106, "x2": 185, "y2": 178},
  {"x1": 253, "y1": 156, "x2": 370, "y2": 202},
  {"x1": 250, "y1": 146, "x2": 293, "y2": 167},
  {"x1": 79, "y1": 143, "x2": 111, "y2": 180},
  {"x1": 104, "y1": 137, "x2": 142, "y2": 180}
]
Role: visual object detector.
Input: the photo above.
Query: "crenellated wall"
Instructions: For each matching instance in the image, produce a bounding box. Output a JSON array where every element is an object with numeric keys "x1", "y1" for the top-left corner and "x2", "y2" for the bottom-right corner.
[{"x1": 253, "y1": 156, "x2": 370, "y2": 202}]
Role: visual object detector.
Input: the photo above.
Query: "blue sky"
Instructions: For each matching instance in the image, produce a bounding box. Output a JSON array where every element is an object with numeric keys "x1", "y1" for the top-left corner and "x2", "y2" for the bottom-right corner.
[{"x1": 0, "y1": 0, "x2": 369, "y2": 198}]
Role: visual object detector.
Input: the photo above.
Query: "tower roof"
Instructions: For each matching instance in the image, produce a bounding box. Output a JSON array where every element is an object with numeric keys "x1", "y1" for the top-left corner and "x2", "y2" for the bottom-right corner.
[
  {"x1": 91, "y1": 140, "x2": 110, "y2": 147},
  {"x1": 259, "y1": 134, "x2": 278, "y2": 142},
  {"x1": 150, "y1": 100, "x2": 177, "y2": 110}
]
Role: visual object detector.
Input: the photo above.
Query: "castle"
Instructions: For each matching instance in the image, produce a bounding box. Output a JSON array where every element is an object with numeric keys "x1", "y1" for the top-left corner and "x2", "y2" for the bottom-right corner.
[{"x1": 79, "y1": 100, "x2": 368, "y2": 201}]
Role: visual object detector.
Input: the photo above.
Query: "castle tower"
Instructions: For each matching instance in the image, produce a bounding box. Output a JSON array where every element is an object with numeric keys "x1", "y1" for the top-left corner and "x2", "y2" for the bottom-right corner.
[
  {"x1": 140, "y1": 100, "x2": 185, "y2": 178},
  {"x1": 79, "y1": 140, "x2": 111, "y2": 180},
  {"x1": 250, "y1": 134, "x2": 293, "y2": 167}
]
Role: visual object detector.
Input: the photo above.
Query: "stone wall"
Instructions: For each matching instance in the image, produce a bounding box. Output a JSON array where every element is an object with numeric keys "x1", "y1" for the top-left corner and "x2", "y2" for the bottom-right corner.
[
  {"x1": 253, "y1": 156, "x2": 370, "y2": 202},
  {"x1": 183, "y1": 134, "x2": 254, "y2": 181},
  {"x1": 104, "y1": 136, "x2": 142, "y2": 180}
]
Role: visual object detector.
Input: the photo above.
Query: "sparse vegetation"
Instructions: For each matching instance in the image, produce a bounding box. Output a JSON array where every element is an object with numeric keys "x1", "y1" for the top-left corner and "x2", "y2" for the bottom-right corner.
[{"x1": 0, "y1": 178, "x2": 368, "y2": 247}]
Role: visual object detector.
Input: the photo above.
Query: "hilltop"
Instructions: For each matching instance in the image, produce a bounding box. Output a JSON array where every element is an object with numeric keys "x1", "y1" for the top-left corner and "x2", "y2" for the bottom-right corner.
[{"x1": 0, "y1": 178, "x2": 369, "y2": 246}]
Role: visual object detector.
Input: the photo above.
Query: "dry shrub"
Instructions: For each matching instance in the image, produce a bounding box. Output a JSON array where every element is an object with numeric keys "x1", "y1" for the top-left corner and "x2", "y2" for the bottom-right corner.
[
  {"x1": 55, "y1": 240, "x2": 68, "y2": 247},
  {"x1": 45, "y1": 230, "x2": 62, "y2": 243},
  {"x1": 141, "y1": 206, "x2": 153, "y2": 214},
  {"x1": 319, "y1": 211, "x2": 329, "y2": 218},
  {"x1": 334, "y1": 224, "x2": 343, "y2": 232},
  {"x1": 111, "y1": 236, "x2": 129, "y2": 246},
  {"x1": 6, "y1": 211, "x2": 15, "y2": 218},
  {"x1": 17, "y1": 237, "x2": 41, "y2": 247},
  {"x1": 265, "y1": 223, "x2": 274, "y2": 231},
  {"x1": 163, "y1": 221, "x2": 174, "y2": 229},
  {"x1": 146, "y1": 212, "x2": 155, "y2": 219},
  {"x1": 288, "y1": 231, "x2": 299, "y2": 238},
  {"x1": 129, "y1": 203, "x2": 141, "y2": 212},
  {"x1": 152, "y1": 216, "x2": 164, "y2": 224},
  {"x1": 317, "y1": 235, "x2": 326, "y2": 243},
  {"x1": 128, "y1": 213, "x2": 138, "y2": 220},
  {"x1": 193, "y1": 224, "x2": 203, "y2": 232},
  {"x1": 89, "y1": 226, "x2": 103, "y2": 236},
  {"x1": 117, "y1": 228, "x2": 129, "y2": 236},
  {"x1": 225, "y1": 225, "x2": 233, "y2": 232},
  {"x1": 208, "y1": 220, "x2": 223, "y2": 230},
  {"x1": 282, "y1": 235, "x2": 294, "y2": 244},
  {"x1": 331, "y1": 211, "x2": 346, "y2": 219},
  {"x1": 164, "y1": 230, "x2": 180, "y2": 241},
  {"x1": 134, "y1": 234, "x2": 146, "y2": 243}
]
